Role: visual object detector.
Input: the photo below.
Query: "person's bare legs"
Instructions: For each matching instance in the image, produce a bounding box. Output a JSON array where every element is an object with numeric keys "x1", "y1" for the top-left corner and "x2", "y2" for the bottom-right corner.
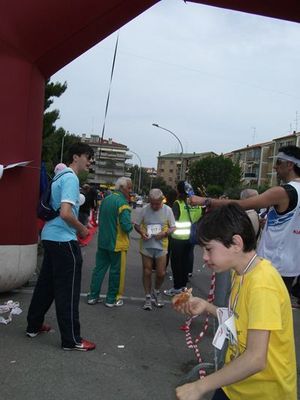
[
  {"x1": 154, "y1": 255, "x2": 167, "y2": 291},
  {"x1": 142, "y1": 254, "x2": 153, "y2": 295},
  {"x1": 153, "y1": 255, "x2": 166, "y2": 307},
  {"x1": 142, "y1": 254, "x2": 154, "y2": 310}
]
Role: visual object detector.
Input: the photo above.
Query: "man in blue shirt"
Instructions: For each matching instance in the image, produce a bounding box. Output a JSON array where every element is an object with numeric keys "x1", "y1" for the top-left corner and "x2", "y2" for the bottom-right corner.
[{"x1": 27, "y1": 142, "x2": 96, "y2": 351}]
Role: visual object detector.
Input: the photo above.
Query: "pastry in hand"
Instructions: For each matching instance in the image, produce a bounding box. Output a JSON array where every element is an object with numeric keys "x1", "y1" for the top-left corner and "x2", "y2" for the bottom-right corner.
[{"x1": 173, "y1": 288, "x2": 193, "y2": 306}]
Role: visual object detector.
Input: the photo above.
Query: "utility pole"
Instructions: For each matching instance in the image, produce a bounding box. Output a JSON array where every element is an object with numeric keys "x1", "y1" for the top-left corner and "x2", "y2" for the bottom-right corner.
[{"x1": 152, "y1": 123, "x2": 184, "y2": 180}]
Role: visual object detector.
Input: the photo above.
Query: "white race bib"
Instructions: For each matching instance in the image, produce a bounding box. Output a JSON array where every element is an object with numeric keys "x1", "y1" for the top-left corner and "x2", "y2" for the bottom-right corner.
[
  {"x1": 147, "y1": 224, "x2": 162, "y2": 237},
  {"x1": 212, "y1": 307, "x2": 237, "y2": 350}
]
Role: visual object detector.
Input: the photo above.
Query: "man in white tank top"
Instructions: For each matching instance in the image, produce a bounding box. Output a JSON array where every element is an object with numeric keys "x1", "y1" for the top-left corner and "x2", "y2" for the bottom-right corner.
[{"x1": 190, "y1": 145, "x2": 300, "y2": 297}]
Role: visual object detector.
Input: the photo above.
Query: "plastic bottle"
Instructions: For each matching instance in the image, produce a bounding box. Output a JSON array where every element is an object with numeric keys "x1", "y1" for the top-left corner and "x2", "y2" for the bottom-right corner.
[{"x1": 184, "y1": 181, "x2": 194, "y2": 197}]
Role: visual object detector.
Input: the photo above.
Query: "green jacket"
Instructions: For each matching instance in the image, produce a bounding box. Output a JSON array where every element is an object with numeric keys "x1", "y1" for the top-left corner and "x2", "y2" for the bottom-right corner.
[{"x1": 98, "y1": 191, "x2": 132, "y2": 251}]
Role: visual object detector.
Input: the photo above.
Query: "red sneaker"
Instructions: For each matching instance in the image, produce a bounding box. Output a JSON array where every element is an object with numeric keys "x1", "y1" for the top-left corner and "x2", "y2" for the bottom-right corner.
[
  {"x1": 26, "y1": 323, "x2": 52, "y2": 338},
  {"x1": 63, "y1": 339, "x2": 96, "y2": 351}
]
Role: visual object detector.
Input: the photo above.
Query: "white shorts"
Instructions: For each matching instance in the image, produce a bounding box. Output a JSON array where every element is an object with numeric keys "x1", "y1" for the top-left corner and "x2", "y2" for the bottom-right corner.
[{"x1": 140, "y1": 248, "x2": 167, "y2": 259}]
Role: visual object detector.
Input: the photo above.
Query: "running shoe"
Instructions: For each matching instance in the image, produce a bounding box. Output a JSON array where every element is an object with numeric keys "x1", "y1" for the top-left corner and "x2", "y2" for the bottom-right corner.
[
  {"x1": 163, "y1": 288, "x2": 185, "y2": 297},
  {"x1": 63, "y1": 339, "x2": 96, "y2": 351},
  {"x1": 105, "y1": 299, "x2": 124, "y2": 308},
  {"x1": 152, "y1": 290, "x2": 164, "y2": 307},
  {"x1": 26, "y1": 324, "x2": 52, "y2": 338},
  {"x1": 143, "y1": 296, "x2": 152, "y2": 311},
  {"x1": 87, "y1": 296, "x2": 103, "y2": 305}
]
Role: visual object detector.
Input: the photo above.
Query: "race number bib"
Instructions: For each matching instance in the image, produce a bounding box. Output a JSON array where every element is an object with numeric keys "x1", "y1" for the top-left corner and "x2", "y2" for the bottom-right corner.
[
  {"x1": 147, "y1": 224, "x2": 162, "y2": 237},
  {"x1": 212, "y1": 307, "x2": 237, "y2": 350}
]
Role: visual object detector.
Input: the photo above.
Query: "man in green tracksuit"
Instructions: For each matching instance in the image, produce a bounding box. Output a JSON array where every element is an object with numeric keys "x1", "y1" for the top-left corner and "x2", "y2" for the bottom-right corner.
[{"x1": 88, "y1": 177, "x2": 133, "y2": 307}]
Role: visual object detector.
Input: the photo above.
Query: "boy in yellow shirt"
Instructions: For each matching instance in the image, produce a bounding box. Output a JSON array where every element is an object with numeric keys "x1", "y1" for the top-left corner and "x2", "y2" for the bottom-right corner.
[{"x1": 173, "y1": 204, "x2": 296, "y2": 400}]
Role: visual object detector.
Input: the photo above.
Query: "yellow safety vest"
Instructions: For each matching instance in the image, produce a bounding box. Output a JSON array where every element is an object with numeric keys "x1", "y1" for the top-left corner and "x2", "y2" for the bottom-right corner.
[{"x1": 171, "y1": 200, "x2": 202, "y2": 240}]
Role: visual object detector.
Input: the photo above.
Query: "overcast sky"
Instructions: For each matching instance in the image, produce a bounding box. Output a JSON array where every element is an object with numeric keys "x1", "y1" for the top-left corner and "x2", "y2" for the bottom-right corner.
[{"x1": 51, "y1": 0, "x2": 300, "y2": 168}]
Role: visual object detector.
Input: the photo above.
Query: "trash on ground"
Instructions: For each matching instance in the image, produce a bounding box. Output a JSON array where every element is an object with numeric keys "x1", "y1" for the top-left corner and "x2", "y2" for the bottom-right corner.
[{"x1": 0, "y1": 301, "x2": 22, "y2": 325}]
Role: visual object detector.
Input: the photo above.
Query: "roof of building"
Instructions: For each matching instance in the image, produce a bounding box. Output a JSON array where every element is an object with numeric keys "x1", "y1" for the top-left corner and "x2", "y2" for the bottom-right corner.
[
  {"x1": 158, "y1": 151, "x2": 217, "y2": 159},
  {"x1": 225, "y1": 131, "x2": 300, "y2": 156},
  {"x1": 226, "y1": 140, "x2": 273, "y2": 154},
  {"x1": 272, "y1": 131, "x2": 300, "y2": 141},
  {"x1": 82, "y1": 135, "x2": 128, "y2": 149}
]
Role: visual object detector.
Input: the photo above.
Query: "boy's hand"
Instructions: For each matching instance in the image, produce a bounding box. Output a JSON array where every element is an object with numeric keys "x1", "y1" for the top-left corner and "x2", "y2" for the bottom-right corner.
[
  {"x1": 172, "y1": 296, "x2": 208, "y2": 317},
  {"x1": 176, "y1": 381, "x2": 205, "y2": 400}
]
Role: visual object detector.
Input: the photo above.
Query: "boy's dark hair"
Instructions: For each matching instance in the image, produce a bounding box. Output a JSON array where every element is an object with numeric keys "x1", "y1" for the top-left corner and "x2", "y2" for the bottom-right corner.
[
  {"x1": 66, "y1": 142, "x2": 94, "y2": 164},
  {"x1": 198, "y1": 204, "x2": 256, "y2": 252},
  {"x1": 278, "y1": 145, "x2": 300, "y2": 176}
]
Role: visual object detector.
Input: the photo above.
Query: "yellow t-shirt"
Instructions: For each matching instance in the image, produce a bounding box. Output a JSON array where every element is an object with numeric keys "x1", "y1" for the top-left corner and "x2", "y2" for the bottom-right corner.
[{"x1": 223, "y1": 258, "x2": 297, "y2": 400}]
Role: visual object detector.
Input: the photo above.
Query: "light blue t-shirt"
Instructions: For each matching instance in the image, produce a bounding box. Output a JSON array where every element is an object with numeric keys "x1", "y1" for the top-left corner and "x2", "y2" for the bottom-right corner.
[{"x1": 41, "y1": 168, "x2": 80, "y2": 242}]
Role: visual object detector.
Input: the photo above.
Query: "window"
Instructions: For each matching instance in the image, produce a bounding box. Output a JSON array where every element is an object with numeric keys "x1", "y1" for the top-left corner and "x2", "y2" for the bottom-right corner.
[
  {"x1": 285, "y1": 140, "x2": 294, "y2": 146},
  {"x1": 169, "y1": 169, "x2": 173, "y2": 173}
]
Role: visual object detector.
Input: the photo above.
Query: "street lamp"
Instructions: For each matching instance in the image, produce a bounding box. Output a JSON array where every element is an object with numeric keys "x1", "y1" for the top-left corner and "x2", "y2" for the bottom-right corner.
[
  {"x1": 152, "y1": 123, "x2": 184, "y2": 180},
  {"x1": 129, "y1": 150, "x2": 142, "y2": 194},
  {"x1": 60, "y1": 131, "x2": 67, "y2": 163}
]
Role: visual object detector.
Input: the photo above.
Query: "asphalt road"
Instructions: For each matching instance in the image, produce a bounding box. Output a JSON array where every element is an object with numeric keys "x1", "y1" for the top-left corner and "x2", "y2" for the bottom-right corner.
[{"x1": 0, "y1": 207, "x2": 299, "y2": 400}]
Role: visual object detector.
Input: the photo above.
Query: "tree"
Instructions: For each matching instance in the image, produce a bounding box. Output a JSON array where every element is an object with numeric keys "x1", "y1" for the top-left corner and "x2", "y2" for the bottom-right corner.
[
  {"x1": 150, "y1": 176, "x2": 173, "y2": 196},
  {"x1": 42, "y1": 79, "x2": 72, "y2": 174},
  {"x1": 127, "y1": 165, "x2": 172, "y2": 195},
  {"x1": 78, "y1": 170, "x2": 90, "y2": 186},
  {"x1": 127, "y1": 165, "x2": 151, "y2": 194},
  {"x1": 188, "y1": 155, "x2": 241, "y2": 197}
]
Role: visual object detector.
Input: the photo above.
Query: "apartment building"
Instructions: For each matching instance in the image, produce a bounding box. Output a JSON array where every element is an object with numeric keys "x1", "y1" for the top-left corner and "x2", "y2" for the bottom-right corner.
[
  {"x1": 225, "y1": 142, "x2": 273, "y2": 187},
  {"x1": 225, "y1": 131, "x2": 300, "y2": 187},
  {"x1": 145, "y1": 167, "x2": 157, "y2": 178},
  {"x1": 157, "y1": 151, "x2": 217, "y2": 189},
  {"x1": 81, "y1": 134, "x2": 132, "y2": 186}
]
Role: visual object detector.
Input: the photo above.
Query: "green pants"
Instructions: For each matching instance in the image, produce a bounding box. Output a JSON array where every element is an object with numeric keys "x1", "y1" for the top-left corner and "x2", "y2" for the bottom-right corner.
[{"x1": 89, "y1": 248, "x2": 127, "y2": 304}]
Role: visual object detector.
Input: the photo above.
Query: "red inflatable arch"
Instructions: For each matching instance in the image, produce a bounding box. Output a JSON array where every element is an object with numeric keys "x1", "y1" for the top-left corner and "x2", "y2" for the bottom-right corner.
[{"x1": 0, "y1": 0, "x2": 299, "y2": 291}]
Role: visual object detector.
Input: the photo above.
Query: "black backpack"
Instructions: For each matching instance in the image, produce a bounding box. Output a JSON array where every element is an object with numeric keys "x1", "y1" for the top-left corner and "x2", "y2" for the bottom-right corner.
[{"x1": 37, "y1": 171, "x2": 73, "y2": 221}]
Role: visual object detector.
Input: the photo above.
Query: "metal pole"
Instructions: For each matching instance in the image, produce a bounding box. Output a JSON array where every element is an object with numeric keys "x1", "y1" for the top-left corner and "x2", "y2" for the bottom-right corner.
[
  {"x1": 138, "y1": 166, "x2": 142, "y2": 194},
  {"x1": 60, "y1": 133, "x2": 66, "y2": 163},
  {"x1": 152, "y1": 123, "x2": 184, "y2": 180}
]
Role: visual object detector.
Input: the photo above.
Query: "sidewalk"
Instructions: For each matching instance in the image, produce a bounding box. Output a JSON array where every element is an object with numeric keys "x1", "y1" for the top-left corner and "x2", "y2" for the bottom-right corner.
[{"x1": 0, "y1": 226, "x2": 299, "y2": 399}]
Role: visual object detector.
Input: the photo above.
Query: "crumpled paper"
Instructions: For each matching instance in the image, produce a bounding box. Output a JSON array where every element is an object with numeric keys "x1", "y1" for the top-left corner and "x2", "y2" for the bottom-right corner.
[
  {"x1": 0, "y1": 161, "x2": 32, "y2": 180},
  {"x1": 0, "y1": 301, "x2": 22, "y2": 325}
]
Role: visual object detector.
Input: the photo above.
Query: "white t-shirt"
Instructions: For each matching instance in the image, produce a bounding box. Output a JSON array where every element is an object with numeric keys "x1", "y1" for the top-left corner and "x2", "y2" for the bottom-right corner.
[{"x1": 135, "y1": 204, "x2": 176, "y2": 250}]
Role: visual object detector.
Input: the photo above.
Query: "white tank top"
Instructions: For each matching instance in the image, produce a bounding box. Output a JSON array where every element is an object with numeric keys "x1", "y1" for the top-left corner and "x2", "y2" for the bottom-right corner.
[{"x1": 257, "y1": 181, "x2": 300, "y2": 277}]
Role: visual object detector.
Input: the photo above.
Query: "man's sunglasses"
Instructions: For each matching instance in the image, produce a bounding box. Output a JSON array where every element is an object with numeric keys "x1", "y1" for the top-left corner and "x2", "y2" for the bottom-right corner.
[{"x1": 275, "y1": 159, "x2": 287, "y2": 166}]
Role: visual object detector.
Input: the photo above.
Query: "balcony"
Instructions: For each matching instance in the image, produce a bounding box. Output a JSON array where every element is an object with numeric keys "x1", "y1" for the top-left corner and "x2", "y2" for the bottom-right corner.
[
  {"x1": 96, "y1": 152, "x2": 130, "y2": 160},
  {"x1": 243, "y1": 172, "x2": 257, "y2": 178}
]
